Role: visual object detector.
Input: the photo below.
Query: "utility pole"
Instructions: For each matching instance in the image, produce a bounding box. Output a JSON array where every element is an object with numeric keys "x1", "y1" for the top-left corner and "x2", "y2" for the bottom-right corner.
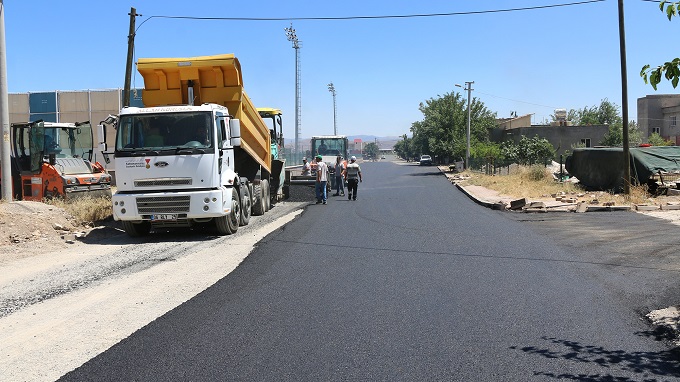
[
  {"x1": 618, "y1": 0, "x2": 630, "y2": 195},
  {"x1": 0, "y1": 0, "x2": 11, "y2": 200},
  {"x1": 285, "y1": 24, "x2": 301, "y2": 163},
  {"x1": 123, "y1": 7, "x2": 139, "y2": 107},
  {"x1": 327, "y1": 82, "x2": 337, "y2": 135},
  {"x1": 456, "y1": 82, "x2": 474, "y2": 169}
]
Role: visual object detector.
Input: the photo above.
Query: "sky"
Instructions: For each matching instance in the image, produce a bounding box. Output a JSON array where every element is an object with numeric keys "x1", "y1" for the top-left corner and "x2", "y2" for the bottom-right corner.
[{"x1": 4, "y1": 0, "x2": 680, "y2": 142}]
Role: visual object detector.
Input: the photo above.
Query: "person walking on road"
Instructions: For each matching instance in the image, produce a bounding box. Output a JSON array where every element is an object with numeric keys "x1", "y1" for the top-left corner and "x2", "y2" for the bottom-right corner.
[
  {"x1": 333, "y1": 155, "x2": 345, "y2": 196},
  {"x1": 315, "y1": 155, "x2": 329, "y2": 204},
  {"x1": 344, "y1": 156, "x2": 362, "y2": 201}
]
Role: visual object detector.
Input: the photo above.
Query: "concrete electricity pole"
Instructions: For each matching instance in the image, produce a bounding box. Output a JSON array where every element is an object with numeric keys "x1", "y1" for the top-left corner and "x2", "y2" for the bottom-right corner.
[
  {"x1": 0, "y1": 0, "x2": 11, "y2": 200},
  {"x1": 456, "y1": 81, "x2": 474, "y2": 169},
  {"x1": 618, "y1": 0, "x2": 631, "y2": 195},
  {"x1": 123, "y1": 7, "x2": 139, "y2": 108}
]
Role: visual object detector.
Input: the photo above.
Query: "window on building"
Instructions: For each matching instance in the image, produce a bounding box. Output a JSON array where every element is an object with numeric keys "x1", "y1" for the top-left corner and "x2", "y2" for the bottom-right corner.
[
  {"x1": 580, "y1": 138, "x2": 591, "y2": 148},
  {"x1": 652, "y1": 127, "x2": 661, "y2": 135},
  {"x1": 671, "y1": 116, "x2": 677, "y2": 127}
]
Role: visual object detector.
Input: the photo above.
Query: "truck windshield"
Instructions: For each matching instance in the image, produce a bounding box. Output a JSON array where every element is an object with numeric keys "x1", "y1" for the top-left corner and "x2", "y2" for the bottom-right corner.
[
  {"x1": 116, "y1": 112, "x2": 213, "y2": 151},
  {"x1": 312, "y1": 138, "x2": 347, "y2": 157}
]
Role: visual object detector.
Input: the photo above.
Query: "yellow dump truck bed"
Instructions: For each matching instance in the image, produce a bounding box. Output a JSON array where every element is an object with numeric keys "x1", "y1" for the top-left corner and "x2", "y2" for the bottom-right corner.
[{"x1": 136, "y1": 54, "x2": 271, "y2": 173}]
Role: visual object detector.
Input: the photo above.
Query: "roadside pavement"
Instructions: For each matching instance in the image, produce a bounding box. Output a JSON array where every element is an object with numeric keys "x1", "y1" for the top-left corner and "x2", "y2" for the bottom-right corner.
[{"x1": 437, "y1": 165, "x2": 680, "y2": 217}]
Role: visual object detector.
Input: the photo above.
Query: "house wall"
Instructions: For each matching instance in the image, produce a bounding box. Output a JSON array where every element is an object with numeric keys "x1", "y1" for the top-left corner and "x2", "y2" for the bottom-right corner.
[
  {"x1": 637, "y1": 94, "x2": 680, "y2": 143},
  {"x1": 491, "y1": 125, "x2": 610, "y2": 157}
]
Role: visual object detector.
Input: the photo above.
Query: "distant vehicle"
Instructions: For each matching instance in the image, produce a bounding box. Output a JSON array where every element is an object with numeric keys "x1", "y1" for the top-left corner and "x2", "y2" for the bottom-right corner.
[{"x1": 419, "y1": 155, "x2": 432, "y2": 166}]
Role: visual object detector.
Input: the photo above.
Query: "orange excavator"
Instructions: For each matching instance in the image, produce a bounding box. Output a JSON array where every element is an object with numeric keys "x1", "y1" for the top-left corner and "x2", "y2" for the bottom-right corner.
[{"x1": 2, "y1": 120, "x2": 111, "y2": 201}]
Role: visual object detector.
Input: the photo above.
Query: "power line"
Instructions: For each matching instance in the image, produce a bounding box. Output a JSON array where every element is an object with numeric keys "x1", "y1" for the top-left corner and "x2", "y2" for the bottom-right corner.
[
  {"x1": 136, "y1": 0, "x2": 605, "y2": 28},
  {"x1": 474, "y1": 91, "x2": 560, "y2": 110}
]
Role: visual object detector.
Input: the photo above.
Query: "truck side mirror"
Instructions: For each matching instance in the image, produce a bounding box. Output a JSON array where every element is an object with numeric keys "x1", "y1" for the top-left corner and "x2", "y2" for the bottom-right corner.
[
  {"x1": 97, "y1": 123, "x2": 107, "y2": 152},
  {"x1": 229, "y1": 119, "x2": 241, "y2": 147}
]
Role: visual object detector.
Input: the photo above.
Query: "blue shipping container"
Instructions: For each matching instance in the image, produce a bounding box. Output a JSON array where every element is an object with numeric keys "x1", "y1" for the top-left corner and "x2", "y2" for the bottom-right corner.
[
  {"x1": 30, "y1": 113, "x2": 57, "y2": 123},
  {"x1": 29, "y1": 92, "x2": 57, "y2": 113}
]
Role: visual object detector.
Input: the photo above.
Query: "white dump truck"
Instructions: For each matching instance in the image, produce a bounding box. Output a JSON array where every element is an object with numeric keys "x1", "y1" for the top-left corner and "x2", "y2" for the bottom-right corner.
[{"x1": 100, "y1": 54, "x2": 284, "y2": 237}]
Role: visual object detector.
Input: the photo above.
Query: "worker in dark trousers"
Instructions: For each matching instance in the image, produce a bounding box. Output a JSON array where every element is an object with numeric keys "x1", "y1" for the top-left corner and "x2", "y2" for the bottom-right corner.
[{"x1": 343, "y1": 156, "x2": 362, "y2": 201}]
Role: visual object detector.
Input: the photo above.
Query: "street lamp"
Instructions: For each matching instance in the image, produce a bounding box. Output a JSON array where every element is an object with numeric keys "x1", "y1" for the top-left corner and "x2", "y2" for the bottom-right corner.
[
  {"x1": 285, "y1": 23, "x2": 302, "y2": 162},
  {"x1": 327, "y1": 82, "x2": 337, "y2": 135},
  {"x1": 455, "y1": 81, "x2": 474, "y2": 169}
]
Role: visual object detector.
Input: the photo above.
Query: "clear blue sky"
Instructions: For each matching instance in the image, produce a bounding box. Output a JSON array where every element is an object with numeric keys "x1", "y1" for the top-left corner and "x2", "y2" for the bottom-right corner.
[{"x1": 4, "y1": 1, "x2": 679, "y2": 141}]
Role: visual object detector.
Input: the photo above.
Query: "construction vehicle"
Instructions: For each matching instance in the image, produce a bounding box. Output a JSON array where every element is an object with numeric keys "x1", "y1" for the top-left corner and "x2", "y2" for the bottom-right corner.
[
  {"x1": 284, "y1": 135, "x2": 349, "y2": 188},
  {"x1": 2, "y1": 120, "x2": 111, "y2": 201},
  {"x1": 257, "y1": 107, "x2": 287, "y2": 200},
  {"x1": 312, "y1": 135, "x2": 349, "y2": 189},
  {"x1": 99, "y1": 54, "x2": 284, "y2": 237}
]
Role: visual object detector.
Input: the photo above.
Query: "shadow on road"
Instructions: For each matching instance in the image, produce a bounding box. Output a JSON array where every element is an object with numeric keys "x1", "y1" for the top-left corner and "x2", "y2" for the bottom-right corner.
[{"x1": 511, "y1": 335, "x2": 680, "y2": 381}]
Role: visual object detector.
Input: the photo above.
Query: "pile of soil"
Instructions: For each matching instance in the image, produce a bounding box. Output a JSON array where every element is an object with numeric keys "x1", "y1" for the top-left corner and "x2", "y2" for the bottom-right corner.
[{"x1": 0, "y1": 201, "x2": 82, "y2": 259}]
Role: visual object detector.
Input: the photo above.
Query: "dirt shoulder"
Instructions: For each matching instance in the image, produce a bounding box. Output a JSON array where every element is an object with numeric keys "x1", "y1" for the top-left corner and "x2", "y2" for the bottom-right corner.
[{"x1": 438, "y1": 165, "x2": 680, "y2": 222}]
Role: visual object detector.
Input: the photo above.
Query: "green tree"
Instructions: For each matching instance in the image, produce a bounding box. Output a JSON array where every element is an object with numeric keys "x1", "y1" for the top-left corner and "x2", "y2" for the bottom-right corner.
[
  {"x1": 410, "y1": 91, "x2": 496, "y2": 163},
  {"x1": 641, "y1": 1, "x2": 680, "y2": 89},
  {"x1": 471, "y1": 141, "x2": 502, "y2": 174},
  {"x1": 648, "y1": 132, "x2": 673, "y2": 146},
  {"x1": 568, "y1": 99, "x2": 622, "y2": 126},
  {"x1": 363, "y1": 142, "x2": 379, "y2": 159},
  {"x1": 393, "y1": 135, "x2": 416, "y2": 161},
  {"x1": 515, "y1": 136, "x2": 555, "y2": 166}
]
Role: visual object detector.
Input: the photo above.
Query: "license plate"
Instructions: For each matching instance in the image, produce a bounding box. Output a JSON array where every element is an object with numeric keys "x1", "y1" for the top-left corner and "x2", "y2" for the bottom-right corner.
[{"x1": 151, "y1": 214, "x2": 178, "y2": 221}]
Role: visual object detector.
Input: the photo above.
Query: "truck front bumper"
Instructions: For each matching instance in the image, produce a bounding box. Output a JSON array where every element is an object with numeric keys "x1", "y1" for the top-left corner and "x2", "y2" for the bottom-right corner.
[{"x1": 112, "y1": 188, "x2": 232, "y2": 222}]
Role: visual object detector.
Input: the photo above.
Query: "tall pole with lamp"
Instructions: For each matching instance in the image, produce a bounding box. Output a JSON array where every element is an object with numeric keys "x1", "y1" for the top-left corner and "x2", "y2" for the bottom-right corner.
[
  {"x1": 327, "y1": 82, "x2": 337, "y2": 135},
  {"x1": 456, "y1": 81, "x2": 474, "y2": 169},
  {"x1": 285, "y1": 24, "x2": 301, "y2": 163}
]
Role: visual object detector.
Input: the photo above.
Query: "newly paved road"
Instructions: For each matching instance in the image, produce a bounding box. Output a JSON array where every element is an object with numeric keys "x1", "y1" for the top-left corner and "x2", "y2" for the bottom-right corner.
[{"x1": 61, "y1": 158, "x2": 680, "y2": 381}]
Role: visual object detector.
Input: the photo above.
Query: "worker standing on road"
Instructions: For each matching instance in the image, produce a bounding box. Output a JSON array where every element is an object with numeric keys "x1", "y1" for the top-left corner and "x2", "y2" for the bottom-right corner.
[
  {"x1": 344, "y1": 156, "x2": 362, "y2": 201},
  {"x1": 315, "y1": 155, "x2": 329, "y2": 204},
  {"x1": 301, "y1": 158, "x2": 311, "y2": 176},
  {"x1": 333, "y1": 155, "x2": 345, "y2": 197}
]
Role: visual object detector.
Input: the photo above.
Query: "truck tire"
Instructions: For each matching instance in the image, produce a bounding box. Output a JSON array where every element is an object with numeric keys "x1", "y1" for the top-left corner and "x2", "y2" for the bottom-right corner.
[
  {"x1": 216, "y1": 190, "x2": 240, "y2": 235},
  {"x1": 121, "y1": 221, "x2": 151, "y2": 237},
  {"x1": 262, "y1": 179, "x2": 271, "y2": 212},
  {"x1": 252, "y1": 183, "x2": 265, "y2": 216},
  {"x1": 239, "y1": 184, "x2": 251, "y2": 226}
]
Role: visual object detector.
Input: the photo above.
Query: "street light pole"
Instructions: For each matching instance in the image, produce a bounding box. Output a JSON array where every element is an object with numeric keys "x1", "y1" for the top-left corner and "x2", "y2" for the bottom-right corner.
[
  {"x1": 285, "y1": 24, "x2": 301, "y2": 163},
  {"x1": 456, "y1": 81, "x2": 474, "y2": 169},
  {"x1": 327, "y1": 82, "x2": 337, "y2": 135}
]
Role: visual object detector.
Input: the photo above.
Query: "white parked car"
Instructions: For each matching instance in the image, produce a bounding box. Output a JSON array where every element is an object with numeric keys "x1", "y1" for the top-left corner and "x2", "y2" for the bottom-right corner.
[{"x1": 419, "y1": 155, "x2": 432, "y2": 166}]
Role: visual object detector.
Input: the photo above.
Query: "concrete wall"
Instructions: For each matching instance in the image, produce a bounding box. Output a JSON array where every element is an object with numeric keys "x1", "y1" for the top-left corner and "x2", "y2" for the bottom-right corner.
[
  {"x1": 491, "y1": 124, "x2": 610, "y2": 157},
  {"x1": 637, "y1": 94, "x2": 680, "y2": 143},
  {"x1": 8, "y1": 88, "x2": 145, "y2": 182}
]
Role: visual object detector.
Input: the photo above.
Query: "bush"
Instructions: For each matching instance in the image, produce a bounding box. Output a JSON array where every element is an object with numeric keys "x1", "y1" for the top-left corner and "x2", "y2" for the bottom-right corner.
[
  {"x1": 45, "y1": 196, "x2": 112, "y2": 226},
  {"x1": 522, "y1": 165, "x2": 550, "y2": 182}
]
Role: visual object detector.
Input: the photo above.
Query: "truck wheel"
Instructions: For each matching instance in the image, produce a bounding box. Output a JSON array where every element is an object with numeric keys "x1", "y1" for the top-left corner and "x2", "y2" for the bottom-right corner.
[
  {"x1": 239, "y1": 185, "x2": 251, "y2": 226},
  {"x1": 262, "y1": 179, "x2": 271, "y2": 212},
  {"x1": 252, "y1": 183, "x2": 265, "y2": 216},
  {"x1": 216, "y1": 190, "x2": 240, "y2": 235},
  {"x1": 121, "y1": 221, "x2": 151, "y2": 237}
]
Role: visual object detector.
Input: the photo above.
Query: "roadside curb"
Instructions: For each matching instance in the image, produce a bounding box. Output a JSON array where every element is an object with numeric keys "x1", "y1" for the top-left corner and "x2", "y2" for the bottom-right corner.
[
  {"x1": 455, "y1": 183, "x2": 507, "y2": 211},
  {"x1": 439, "y1": 166, "x2": 632, "y2": 213}
]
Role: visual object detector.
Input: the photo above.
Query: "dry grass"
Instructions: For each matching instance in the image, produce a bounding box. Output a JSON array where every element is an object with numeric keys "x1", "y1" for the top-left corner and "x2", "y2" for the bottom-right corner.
[
  {"x1": 458, "y1": 165, "x2": 654, "y2": 207},
  {"x1": 45, "y1": 196, "x2": 112, "y2": 226}
]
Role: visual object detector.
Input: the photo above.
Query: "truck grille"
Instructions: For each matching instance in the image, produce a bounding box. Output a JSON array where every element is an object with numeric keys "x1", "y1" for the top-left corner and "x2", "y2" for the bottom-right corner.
[
  {"x1": 134, "y1": 178, "x2": 192, "y2": 187},
  {"x1": 136, "y1": 195, "x2": 191, "y2": 214}
]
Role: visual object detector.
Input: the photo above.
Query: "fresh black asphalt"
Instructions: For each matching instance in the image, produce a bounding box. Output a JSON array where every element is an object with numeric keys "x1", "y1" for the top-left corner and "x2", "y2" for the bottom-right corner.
[{"x1": 60, "y1": 159, "x2": 680, "y2": 381}]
